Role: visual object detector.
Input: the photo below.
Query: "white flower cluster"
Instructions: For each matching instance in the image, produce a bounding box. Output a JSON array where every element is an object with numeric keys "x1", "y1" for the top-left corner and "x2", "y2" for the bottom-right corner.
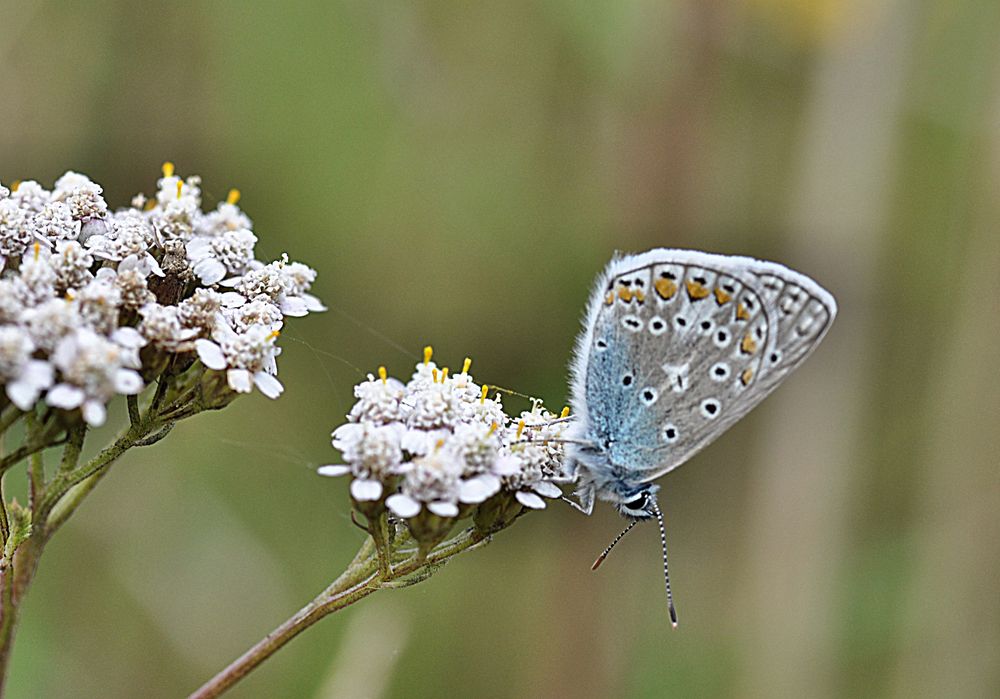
[
  {"x1": 0, "y1": 165, "x2": 323, "y2": 425},
  {"x1": 318, "y1": 348, "x2": 568, "y2": 521}
]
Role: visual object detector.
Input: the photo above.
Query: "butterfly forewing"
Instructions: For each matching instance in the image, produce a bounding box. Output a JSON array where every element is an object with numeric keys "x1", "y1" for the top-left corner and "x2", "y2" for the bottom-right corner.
[{"x1": 575, "y1": 249, "x2": 836, "y2": 486}]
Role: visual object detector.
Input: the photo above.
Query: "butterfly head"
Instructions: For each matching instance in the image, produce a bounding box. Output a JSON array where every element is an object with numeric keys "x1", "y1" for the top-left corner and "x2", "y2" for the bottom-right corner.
[{"x1": 614, "y1": 483, "x2": 660, "y2": 520}]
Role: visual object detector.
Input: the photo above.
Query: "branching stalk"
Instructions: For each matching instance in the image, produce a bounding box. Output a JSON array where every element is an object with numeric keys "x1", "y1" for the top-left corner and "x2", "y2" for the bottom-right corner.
[{"x1": 188, "y1": 525, "x2": 493, "y2": 699}]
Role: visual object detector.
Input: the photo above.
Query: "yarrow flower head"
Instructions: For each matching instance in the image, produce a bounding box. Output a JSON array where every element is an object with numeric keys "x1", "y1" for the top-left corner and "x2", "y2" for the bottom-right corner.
[
  {"x1": 0, "y1": 164, "x2": 324, "y2": 425},
  {"x1": 319, "y1": 347, "x2": 572, "y2": 545}
]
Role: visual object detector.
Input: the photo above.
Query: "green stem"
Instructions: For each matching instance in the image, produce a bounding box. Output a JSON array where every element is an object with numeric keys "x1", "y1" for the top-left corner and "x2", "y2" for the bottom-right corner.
[
  {"x1": 0, "y1": 441, "x2": 56, "y2": 477},
  {"x1": 43, "y1": 432, "x2": 90, "y2": 538},
  {"x1": 0, "y1": 533, "x2": 42, "y2": 698},
  {"x1": 27, "y1": 452, "x2": 42, "y2": 512},
  {"x1": 38, "y1": 424, "x2": 145, "y2": 530},
  {"x1": 188, "y1": 526, "x2": 491, "y2": 699},
  {"x1": 370, "y1": 512, "x2": 392, "y2": 579},
  {"x1": 0, "y1": 414, "x2": 66, "y2": 478},
  {"x1": 149, "y1": 375, "x2": 174, "y2": 413},
  {"x1": 127, "y1": 395, "x2": 141, "y2": 428},
  {"x1": 58, "y1": 425, "x2": 86, "y2": 473},
  {"x1": 0, "y1": 372, "x2": 205, "y2": 695},
  {"x1": 25, "y1": 413, "x2": 45, "y2": 512},
  {"x1": 0, "y1": 484, "x2": 7, "y2": 548}
]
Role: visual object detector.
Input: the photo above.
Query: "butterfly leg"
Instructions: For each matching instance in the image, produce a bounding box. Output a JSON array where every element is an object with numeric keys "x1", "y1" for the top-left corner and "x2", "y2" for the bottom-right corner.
[
  {"x1": 563, "y1": 484, "x2": 595, "y2": 515},
  {"x1": 549, "y1": 455, "x2": 581, "y2": 485}
]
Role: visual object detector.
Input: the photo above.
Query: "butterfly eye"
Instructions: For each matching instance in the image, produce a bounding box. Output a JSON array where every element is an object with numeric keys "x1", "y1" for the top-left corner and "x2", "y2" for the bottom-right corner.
[{"x1": 623, "y1": 493, "x2": 647, "y2": 511}]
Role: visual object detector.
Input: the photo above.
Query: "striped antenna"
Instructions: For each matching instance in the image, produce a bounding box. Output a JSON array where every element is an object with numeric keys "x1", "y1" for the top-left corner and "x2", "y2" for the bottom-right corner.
[
  {"x1": 591, "y1": 519, "x2": 639, "y2": 570},
  {"x1": 650, "y1": 497, "x2": 679, "y2": 628}
]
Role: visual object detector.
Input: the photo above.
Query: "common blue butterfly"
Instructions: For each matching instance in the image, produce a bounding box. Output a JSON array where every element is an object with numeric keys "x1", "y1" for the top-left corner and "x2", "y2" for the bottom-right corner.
[{"x1": 564, "y1": 249, "x2": 837, "y2": 626}]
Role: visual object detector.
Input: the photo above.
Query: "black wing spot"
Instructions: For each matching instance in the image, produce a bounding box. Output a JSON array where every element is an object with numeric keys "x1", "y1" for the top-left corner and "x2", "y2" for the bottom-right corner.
[{"x1": 700, "y1": 399, "x2": 721, "y2": 418}]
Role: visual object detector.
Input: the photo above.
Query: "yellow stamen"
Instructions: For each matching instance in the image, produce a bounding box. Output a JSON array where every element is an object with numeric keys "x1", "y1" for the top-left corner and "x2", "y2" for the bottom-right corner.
[
  {"x1": 435, "y1": 439, "x2": 445, "y2": 450},
  {"x1": 423, "y1": 345, "x2": 433, "y2": 365},
  {"x1": 64, "y1": 291, "x2": 75, "y2": 301},
  {"x1": 32, "y1": 242, "x2": 40, "y2": 260},
  {"x1": 269, "y1": 329, "x2": 281, "y2": 340},
  {"x1": 685, "y1": 280, "x2": 710, "y2": 300},
  {"x1": 10, "y1": 181, "x2": 20, "y2": 193},
  {"x1": 441, "y1": 367, "x2": 449, "y2": 382},
  {"x1": 161, "y1": 162, "x2": 175, "y2": 178},
  {"x1": 462, "y1": 357, "x2": 471, "y2": 374},
  {"x1": 714, "y1": 288, "x2": 732, "y2": 305},
  {"x1": 378, "y1": 366, "x2": 387, "y2": 385},
  {"x1": 432, "y1": 368, "x2": 439, "y2": 383},
  {"x1": 480, "y1": 384, "x2": 488, "y2": 404},
  {"x1": 740, "y1": 334, "x2": 757, "y2": 354},
  {"x1": 144, "y1": 199, "x2": 156, "y2": 211},
  {"x1": 654, "y1": 278, "x2": 677, "y2": 300},
  {"x1": 488, "y1": 422, "x2": 498, "y2": 436},
  {"x1": 736, "y1": 303, "x2": 750, "y2": 321},
  {"x1": 560, "y1": 406, "x2": 570, "y2": 418},
  {"x1": 176, "y1": 180, "x2": 183, "y2": 199},
  {"x1": 226, "y1": 188, "x2": 241, "y2": 205},
  {"x1": 516, "y1": 419, "x2": 525, "y2": 440}
]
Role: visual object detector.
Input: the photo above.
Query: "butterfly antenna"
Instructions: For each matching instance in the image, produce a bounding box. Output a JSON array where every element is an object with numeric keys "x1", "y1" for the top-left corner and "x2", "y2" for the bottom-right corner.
[
  {"x1": 591, "y1": 519, "x2": 639, "y2": 570},
  {"x1": 649, "y1": 497, "x2": 679, "y2": 628}
]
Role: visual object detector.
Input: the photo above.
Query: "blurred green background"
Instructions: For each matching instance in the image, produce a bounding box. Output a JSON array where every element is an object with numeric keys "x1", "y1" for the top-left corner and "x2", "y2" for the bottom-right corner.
[{"x1": 2, "y1": 1, "x2": 999, "y2": 697}]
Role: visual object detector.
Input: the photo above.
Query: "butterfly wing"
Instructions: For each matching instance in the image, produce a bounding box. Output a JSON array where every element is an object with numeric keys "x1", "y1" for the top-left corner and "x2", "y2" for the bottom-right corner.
[{"x1": 568, "y1": 249, "x2": 836, "y2": 488}]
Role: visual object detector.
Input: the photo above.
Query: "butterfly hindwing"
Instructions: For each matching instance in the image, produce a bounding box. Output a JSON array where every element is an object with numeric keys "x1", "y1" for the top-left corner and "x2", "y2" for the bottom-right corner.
[{"x1": 570, "y1": 249, "x2": 836, "y2": 488}]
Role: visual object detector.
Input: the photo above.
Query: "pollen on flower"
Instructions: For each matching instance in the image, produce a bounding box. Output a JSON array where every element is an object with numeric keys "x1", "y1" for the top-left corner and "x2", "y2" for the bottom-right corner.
[
  {"x1": 0, "y1": 165, "x2": 324, "y2": 422},
  {"x1": 560, "y1": 406, "x2": 570, "y2": 418},
  {"x1": 462, "y1": 357, "x2": 471, "y2": 374},
  {"x1": 319, "y1": 350, "x2": 571, "y2": 527},
  {"x1": 423, "y1": 345, "x2": 433, "y2": 364},
  {"x1": 227, "y1": 188, "x2": 241, "y2": 205}
]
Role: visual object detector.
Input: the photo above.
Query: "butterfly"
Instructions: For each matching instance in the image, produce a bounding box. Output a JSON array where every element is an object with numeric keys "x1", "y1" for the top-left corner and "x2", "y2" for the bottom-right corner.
[{"x1": 563, "y1": 249, "x2": 837, "y2": 626}]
